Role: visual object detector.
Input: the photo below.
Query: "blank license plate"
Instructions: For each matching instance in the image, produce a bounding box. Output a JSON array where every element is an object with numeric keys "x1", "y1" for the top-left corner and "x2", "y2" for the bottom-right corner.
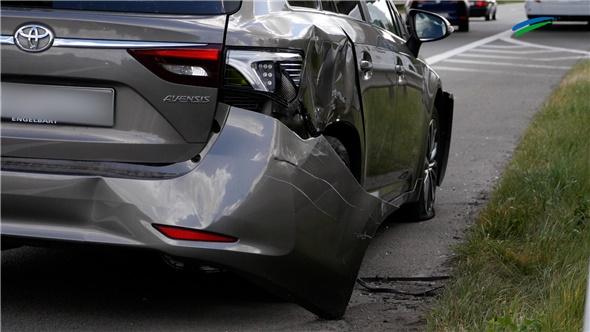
[{"x1": 1, "y1": 82, "x2": 115, "y2": 127}]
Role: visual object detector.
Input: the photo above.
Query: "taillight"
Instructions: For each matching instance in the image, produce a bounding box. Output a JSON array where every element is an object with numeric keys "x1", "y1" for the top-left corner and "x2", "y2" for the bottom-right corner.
[
  {"x1": 153, "y1": 224, "x2": 237, "y2": 243},
  {"x1": 129, "y1": 45, "x2": 222, "y2": 87},
  {"x1": 476, "y1": 1, "x2": 486, "y2": 7},
  {"x1": 222, "y1": 49, "x2": 303, "y2": 106}
]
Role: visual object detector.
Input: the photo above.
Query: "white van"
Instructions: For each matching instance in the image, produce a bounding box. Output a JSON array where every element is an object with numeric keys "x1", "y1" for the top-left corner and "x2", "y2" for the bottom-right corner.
[{"x1": 525, "y1": 0, "x2": 590, "y2": 22}]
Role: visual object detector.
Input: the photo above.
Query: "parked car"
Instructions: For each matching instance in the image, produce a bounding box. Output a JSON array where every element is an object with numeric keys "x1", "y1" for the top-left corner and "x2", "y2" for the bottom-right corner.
[
  {"x1": 525, "y1": 0, "x2": 590, "y2": 23},
  {"x1": 0, "y1": 0, "x2": 454, "y2": 319},
  {"x1": 469, "y1": 0, "x2": 497, "y2": 21},
  {"x1": 406, "y1": 0, "x2": 470, "y2": 31}
]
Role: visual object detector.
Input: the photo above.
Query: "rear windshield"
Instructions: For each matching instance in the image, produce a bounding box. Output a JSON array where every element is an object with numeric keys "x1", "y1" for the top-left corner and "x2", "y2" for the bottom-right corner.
[{"x1": 1, "y1": 1, "x2": 241, "y2": 15}]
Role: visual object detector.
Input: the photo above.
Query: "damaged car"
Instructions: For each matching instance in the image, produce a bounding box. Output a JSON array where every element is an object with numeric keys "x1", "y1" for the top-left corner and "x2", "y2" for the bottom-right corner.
[{"x1": 0, "y1": 0, "x2": 454, "y2": 319}]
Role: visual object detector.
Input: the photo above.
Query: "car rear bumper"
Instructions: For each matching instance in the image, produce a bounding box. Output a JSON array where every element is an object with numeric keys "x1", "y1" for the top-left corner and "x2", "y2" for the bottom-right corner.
[
  {"x1": 527, "y1": 14, "x2": 590, "y2": 22},
  {"x1": 469, "y1": 6, "x2": 489, "y2": 17},
  {"x1": 410, "y1": 2, "x2": 469, "y2": 25},
  {"x1": 0, "y1": 106, "x2": 397, "y2": 318},
  {"x1": 427, "y1": 11, "x2": 468, "y2": 25}
]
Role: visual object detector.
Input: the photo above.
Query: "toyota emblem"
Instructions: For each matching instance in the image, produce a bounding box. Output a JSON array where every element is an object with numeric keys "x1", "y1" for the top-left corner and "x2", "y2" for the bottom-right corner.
[{"x1": 14, "y1": 24, "x2": 54, "y2": 53}]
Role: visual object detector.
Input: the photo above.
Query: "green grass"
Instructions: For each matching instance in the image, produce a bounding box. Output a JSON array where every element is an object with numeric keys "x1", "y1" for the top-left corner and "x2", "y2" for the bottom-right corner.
[{"x1": 428, "y1": 60, "x2": 590, "y2": 331}]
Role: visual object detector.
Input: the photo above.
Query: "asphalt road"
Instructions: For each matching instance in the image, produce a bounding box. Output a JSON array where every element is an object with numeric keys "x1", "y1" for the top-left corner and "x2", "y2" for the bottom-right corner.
[{"x1": 2, "y1": 4, "x2": 590, "y2": 331}]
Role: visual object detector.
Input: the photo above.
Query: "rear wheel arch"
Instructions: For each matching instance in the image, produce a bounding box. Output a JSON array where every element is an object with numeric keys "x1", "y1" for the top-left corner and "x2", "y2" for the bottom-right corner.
[
  {"x1": 323, "y1": 122, "x2": 362, "y2": 183},
  {"x1": 433, "y1": 88, "x2": 454, "y2": 186}
]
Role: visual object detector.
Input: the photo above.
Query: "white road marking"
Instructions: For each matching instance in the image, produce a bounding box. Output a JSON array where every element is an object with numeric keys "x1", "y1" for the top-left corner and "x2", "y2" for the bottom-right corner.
[
  {"x1": 478, "y1": 44, "x2": 528, "y2": 50},
  {"x1": 502, "y1": 37, "x2": 590, "y2": 55},
  {"x1": 457, "y1": 53, "x2": 589, "y2": 62},
  {"x1": 444, "y1": 59, "x2": 571, "y2": 70},
  {"x1": 425, "y1": 29, "x2": 513, "y2": 65},
  {"x1": 426, "y1": 29, "x2": 590, "y2": 65},
  {"x1": 432, "y1": 66, "x2": 563, "y2": 77},
  {"x1": 470, "y1": 48, "x2": 561, "y2": 55},
  {"x1": 540, "y1": 55, "x2": 590, "y2": 61}
]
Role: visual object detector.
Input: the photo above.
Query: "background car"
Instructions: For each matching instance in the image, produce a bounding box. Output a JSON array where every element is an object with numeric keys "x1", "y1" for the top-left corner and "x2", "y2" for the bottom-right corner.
[
  {"x1": 1, "y1": 0, "x2": 453, "y2": 319},
  {"x1": 406, "y1": 0, "x2": 470, "y2": 31},
  {"x1": 525, "y1": 0, "x2": 590, "y2": 23},
  {"x1": 469, "y1": 0, "x2": 497, "y2": 21}
]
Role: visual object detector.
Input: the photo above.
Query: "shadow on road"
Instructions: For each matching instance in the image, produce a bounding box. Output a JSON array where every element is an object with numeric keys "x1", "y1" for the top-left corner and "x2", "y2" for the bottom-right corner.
[{"x1": 1, "y1": 246, "x2": 291, "y2": 328}]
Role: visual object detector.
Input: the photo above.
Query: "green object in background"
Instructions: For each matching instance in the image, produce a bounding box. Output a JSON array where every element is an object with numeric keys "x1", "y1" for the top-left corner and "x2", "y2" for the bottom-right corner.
[{"x1": 514, "y1": 20, "x2": 553, "y2": 37}]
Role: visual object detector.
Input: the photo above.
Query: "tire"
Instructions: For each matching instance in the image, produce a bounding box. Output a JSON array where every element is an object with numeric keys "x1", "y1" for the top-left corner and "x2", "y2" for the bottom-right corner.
[
  {"x1": 325, "y1": 136, "x2": 351, "y2": 170},
  {"x1": 458, "y1": 20, "x2": 469, "y2": 32},
  {"x1": 403, "y1": 109, "x2": 440, "y2": 221}
]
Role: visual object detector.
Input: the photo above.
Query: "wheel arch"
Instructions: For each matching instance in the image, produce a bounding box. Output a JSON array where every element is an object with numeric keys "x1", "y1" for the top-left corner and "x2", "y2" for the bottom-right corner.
[
  {"x1": 434, "y1": 89, "x2": 454, "y2": 186},
  {"x1": 323, "y1": 121, "x2": 363, "y2": 183}
]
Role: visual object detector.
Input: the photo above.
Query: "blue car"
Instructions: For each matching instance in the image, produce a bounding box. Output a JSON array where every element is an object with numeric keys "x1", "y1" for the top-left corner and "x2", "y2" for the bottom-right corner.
[{"x1": 406, "y1": 0, "x2": 470, "y2": 31}]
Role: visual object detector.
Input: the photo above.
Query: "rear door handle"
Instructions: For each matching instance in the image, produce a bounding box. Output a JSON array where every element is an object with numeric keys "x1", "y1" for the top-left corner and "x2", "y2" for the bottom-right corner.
[
  {"x1": 360, "y1": 60, "x2": 373, "y2": 72},
  {"x1": 395, "y1": 64, "x2": 405, "y2": 75}
]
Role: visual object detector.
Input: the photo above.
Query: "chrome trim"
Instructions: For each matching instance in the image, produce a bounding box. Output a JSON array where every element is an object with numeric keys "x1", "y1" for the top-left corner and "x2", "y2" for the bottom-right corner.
[
  {"x1": 52, "y1": 38, "x2": 206, "y2": 48},
  {"x1": 0, "y1": 35, "x2": 206, "y2": 49},
  {"x1": 0, "y1": 36, "x2": 15, "y2": 45}
]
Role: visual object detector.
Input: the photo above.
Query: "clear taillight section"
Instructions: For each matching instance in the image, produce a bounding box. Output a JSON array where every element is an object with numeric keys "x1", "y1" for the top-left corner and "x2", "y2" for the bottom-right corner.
[
  {"x1": 224, "y1": 49, "x2": 303, "y2": 102},
  {"x1": 128, "y1": 46, "x2": 222, "y2": 87},
  {"x1": 279, "y1": 60, "x2": 303, "y2": 86}
]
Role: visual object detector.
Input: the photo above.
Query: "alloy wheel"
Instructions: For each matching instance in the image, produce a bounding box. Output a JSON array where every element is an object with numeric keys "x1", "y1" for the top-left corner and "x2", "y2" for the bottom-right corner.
[{"x1": 422, "y1": 118, "x2": 439, "y2": 215}]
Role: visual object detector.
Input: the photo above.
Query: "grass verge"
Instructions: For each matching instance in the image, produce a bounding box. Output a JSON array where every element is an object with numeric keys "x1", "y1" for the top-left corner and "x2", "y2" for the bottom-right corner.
[{"x1": 428, "y1": 60, "x2": 590, "y2": 331}]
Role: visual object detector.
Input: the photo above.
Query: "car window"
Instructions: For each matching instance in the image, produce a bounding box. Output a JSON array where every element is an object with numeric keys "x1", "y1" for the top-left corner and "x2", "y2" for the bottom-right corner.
[
  {"x1": 333, "y1": 0, "x2": 364, "y2": 20},
  {"x1": 1, "y1": 1, "x2": 241, "y2": 15},
  {"x1": 365, "y1": 0, "x2": 399, "y2": 35},
  {"x1": 321, "y1": 0, "x2": 339, "y2": 13},
  {"x1": 288, "y1": 0, "x2": 318, "y2": 9},
  {"x1": 388, "y1": 0, "x2": 408, "y2": 38}
]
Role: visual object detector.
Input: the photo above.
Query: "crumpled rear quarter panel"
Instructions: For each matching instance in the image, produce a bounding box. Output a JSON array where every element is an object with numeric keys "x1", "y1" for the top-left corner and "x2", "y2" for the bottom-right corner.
[
  {"x1": 226, "y1": 1, "x2": 363, "y2": 136},
  {"x1": 1, "y1": 107, "x2": 396, "y2": 318}
]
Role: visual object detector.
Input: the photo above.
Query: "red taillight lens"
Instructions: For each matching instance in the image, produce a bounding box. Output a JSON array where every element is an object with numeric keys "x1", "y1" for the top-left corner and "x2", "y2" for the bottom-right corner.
[
  {"x1": 476, "y1": 1, "x2": 486, "y2": 6},
  {"x1": 153, "y1": 224, "x2": 237, "y2": 243},
  {"x1": 135, "y1": 48, "x2": 220, "y2": 61},
  {"x1": 129, "y1": 45, "x2": 222, "y2": 87}
]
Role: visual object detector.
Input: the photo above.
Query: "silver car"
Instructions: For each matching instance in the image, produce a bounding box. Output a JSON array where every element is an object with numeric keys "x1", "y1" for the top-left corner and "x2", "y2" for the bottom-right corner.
[{"x1": 1, "y1": 0, "x2": 454, "y2": 318}]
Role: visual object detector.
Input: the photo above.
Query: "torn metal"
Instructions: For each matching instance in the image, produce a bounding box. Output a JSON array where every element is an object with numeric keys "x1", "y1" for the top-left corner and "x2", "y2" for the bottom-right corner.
[{"x1": 224, "y1": 1, "x2": 364, "y2": 140}]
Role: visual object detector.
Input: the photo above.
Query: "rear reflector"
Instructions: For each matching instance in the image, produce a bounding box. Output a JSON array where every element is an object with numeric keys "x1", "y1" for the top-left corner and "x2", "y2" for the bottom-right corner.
[
  {"x1": 129, "y1": 45, "x2": 222, "y2": 87},
  {"x1": 153, "y1": 224, "x2": 237, "y2": 243}
]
